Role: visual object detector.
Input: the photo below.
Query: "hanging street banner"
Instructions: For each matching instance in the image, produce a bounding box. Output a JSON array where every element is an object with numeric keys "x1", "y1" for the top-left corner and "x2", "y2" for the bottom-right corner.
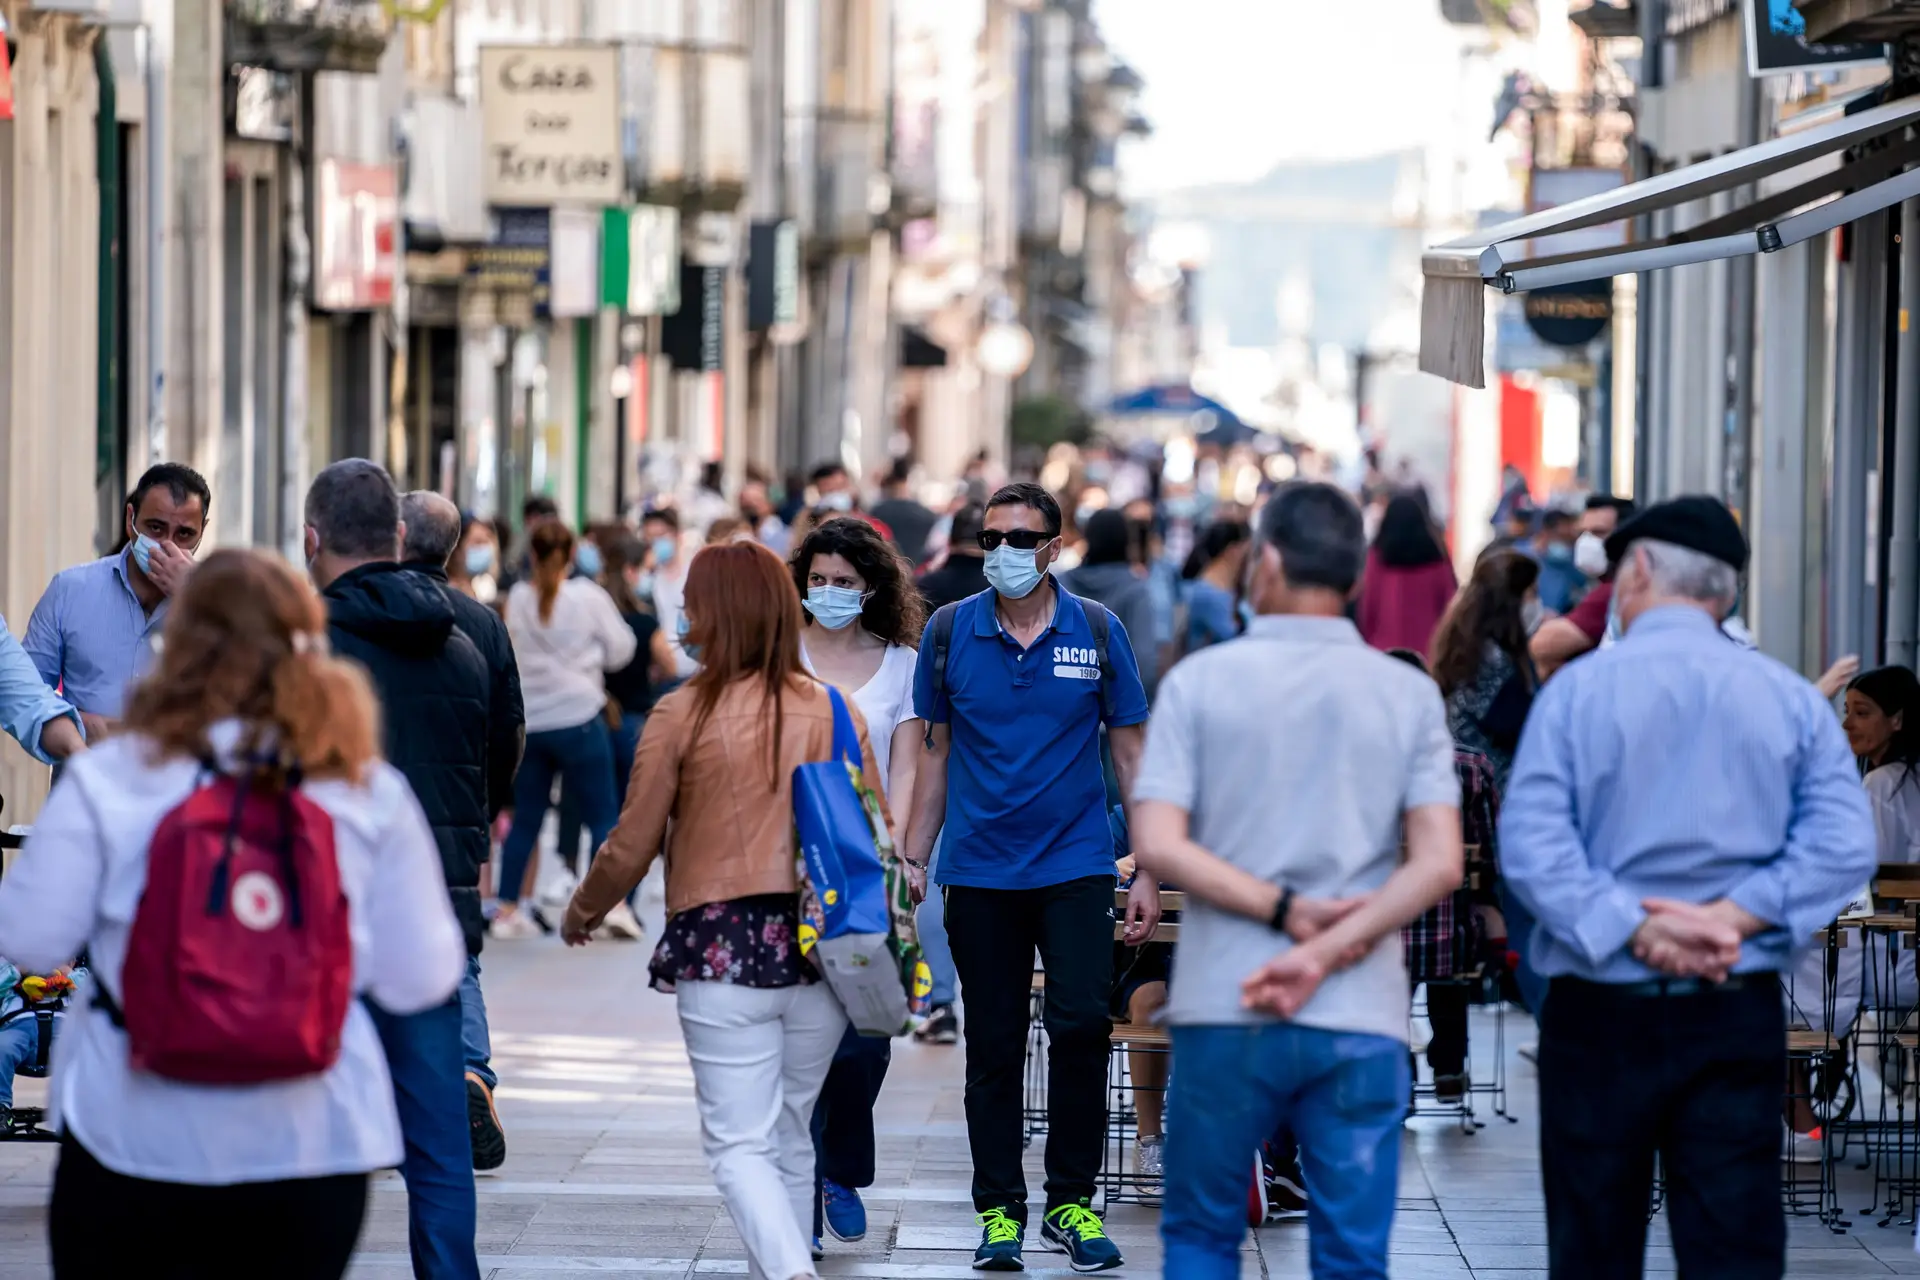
[{"x1": 481, "y1": 44, "x2": 622, "y2": 206}]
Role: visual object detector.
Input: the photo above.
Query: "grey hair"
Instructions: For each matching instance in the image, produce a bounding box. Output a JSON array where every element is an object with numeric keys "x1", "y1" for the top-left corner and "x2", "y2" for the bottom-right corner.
[
  {"x1": 1635, "y1": 537, "x2": 1739, "y2": 608},
  {"x1": 400, "y1": 491, "x2": 462, "y2": 568},
  {"x1": 305, "y1": 459, "x2": 400, "y2": 559},
  {"x1": 1258, "y1": 481, "x2": 1367, "y2": 594}
]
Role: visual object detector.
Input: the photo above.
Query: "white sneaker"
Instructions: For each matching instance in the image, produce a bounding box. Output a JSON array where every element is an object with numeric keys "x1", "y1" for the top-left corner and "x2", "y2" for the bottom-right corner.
[
  {"x1": 536, "y1": 862, "x2": 580, "y2": 914},
  {"x1": 595, "y1": 902, "x2": 645, "y2": 941},
  {"x1": 490, "y1": 909, "x2": 542, "y2": 940},
  {"x1": 1783, "y1": 1123, "x2": 1824, "y2": 1164},
  {"x1": 1135, "y1": 1134, "x2": 1164, "y2": 1179}
]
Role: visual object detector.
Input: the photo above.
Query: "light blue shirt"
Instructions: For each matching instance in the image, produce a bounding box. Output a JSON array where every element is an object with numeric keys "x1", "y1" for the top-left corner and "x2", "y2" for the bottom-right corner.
[
  {"x1": 22, "y1": 550, "x2": 167, "y2": 721},
  {"x1": 0, "y1": 614, "x2": 79, "y2": 765},
  {"x1": 1500, "y1": 605, "x2": 1875, "y2": 983}
]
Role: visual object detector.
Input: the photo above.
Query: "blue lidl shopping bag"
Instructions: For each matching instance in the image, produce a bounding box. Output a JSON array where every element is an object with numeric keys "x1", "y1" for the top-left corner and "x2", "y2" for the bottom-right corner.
[{"x1": 793, "y1": 687, "x2": 927, "y2": 1035}]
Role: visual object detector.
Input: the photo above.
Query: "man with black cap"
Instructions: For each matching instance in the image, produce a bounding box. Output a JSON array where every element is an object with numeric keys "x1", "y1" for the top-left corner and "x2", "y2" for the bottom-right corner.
[{"x1": 1499, "y1": 494, "x2": 1875, "y2": 1278}]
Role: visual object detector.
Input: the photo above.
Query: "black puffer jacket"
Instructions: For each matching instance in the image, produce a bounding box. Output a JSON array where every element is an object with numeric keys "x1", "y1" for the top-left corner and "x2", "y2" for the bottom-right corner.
[
  {"x1": 324, "y1": 562, "x2": 492, "y2": 955},
  {"x1": 405, "y1": 559, "x2": 526, "y2": 821}
]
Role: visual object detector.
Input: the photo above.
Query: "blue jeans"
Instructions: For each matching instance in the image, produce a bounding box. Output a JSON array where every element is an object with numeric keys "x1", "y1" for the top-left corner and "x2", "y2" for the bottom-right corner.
[
  {"x1": 611, "y1": 712, "x2": 647, "y2": 910},
  {"x1": 499, "y1": 719, "x2": 618, "y2": 906},
  {"x1": 1163, "y1": 1023, "x2": 1408, "y2": 1280},
  {"x1": 367, "y1": 997, "x2": 482, "y2": 1280},
  {"x1": 913, "y1": 831, "x2": 957, "y2": 1005},
  {"x1": 0, "y1": 1016, "x2": 38, "y2": 1109},
  {"x1": 459, "y1": 956, "x2": 495, "y2": 1091}
]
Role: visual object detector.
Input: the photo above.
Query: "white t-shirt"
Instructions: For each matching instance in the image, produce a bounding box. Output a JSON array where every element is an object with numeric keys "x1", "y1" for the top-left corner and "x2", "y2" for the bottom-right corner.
[
  {"x1": 507, "y1": 578, "x2": 639, "y2": 733},
  {"x1": 802, "y1": 641, "x2": 919, "y2": 797}
]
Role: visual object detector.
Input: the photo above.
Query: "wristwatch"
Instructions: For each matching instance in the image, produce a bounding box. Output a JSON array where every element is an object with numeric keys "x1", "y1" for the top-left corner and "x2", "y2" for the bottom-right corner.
[{"x1": 1269, "y1": 887, "x2": 1295, "y2": 936}]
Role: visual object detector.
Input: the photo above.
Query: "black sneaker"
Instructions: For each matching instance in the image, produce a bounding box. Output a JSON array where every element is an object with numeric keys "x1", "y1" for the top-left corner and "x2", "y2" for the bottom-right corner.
[
  {"x1": 1263, "y1": 1142, "x2": 1309, "y2": 1221},
  {"x1": 466, "y1": 1072, "x2": 507, "y2": 1171},
  {"x1": 1040, "y1": 1202, "x2": 1123, "y2": 1272},
  {"x1": 915, "y1": 1003, "x2": 960, "y2": 1045},
  {"x1": 973, "y1": 1207, "x2": 1025, "y2": 1271}
]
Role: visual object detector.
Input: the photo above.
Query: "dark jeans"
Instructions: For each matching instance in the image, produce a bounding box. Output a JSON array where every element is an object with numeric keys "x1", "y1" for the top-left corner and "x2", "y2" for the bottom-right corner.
[
  {"x1": 52, "y1": 1136, "x2": 368, "y2": 1279},
  {"x1": 557, "y1": 712, "x2": 648, "y2": 900},
  {"x1": 1540, "y1": 977, "x2": 1786, "y2": 1280},
  {"x1": 500, "y1": 719, "x2": 618, "y2": 905},
  {"x1": 1164, "y1": 1024, "x2": 1408, "y2": 1279},
  {"x1": 1424, "y1": 982, "x2": 1472, "y2": 1078},
  {"x1": 811, "y1": 1024, "x2": 893, "y2": 1234},
  {"x1": 945, "y1": 874, "x2": 1114, "y2": 1217},
  {"x1": 367, "y1": 996, "x2": 483, "y2": 1280}
]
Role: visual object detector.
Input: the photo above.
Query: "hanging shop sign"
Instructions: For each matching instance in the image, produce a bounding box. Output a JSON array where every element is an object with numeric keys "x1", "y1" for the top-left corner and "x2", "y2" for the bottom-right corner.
[
  {"x1": 747, "y1": 220, "x2": 800, "y2": 331},
  {"x1": 1523, "y1": 280, "x2": 1612, "y2": 349},
  {"x1": 314, "y1": 160, "x2": 398, "y2": 311},
  {"x1": 1744, "y1": 0, "x2": 1884, "y2": 77},
  {"x1": 469, "y1": 206, "x2": 553, "y2": 316},
  {"x1": 480, "y1": 44, "x2": 623, "y2": 206},
  {"x1": 661, "y1": 260, "x2": 724, "y2": 372},
  {"x1": 598, "y1": 204, "x2": 680, "y2": 315},
  {"x1": 227, "y1": 66, "x2": 294, "y2": 142}
]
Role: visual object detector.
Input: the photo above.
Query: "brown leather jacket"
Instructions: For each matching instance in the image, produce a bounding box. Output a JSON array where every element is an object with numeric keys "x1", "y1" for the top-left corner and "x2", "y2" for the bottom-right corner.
[{"x1": 565, "y1": 676, "x2": 892, "y2": 932}]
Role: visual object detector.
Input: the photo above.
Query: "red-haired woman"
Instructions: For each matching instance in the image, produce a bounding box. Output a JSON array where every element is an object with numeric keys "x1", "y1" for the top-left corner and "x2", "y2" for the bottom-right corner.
[
  {"x1": 0, "y1": 549, "x2": 464, "y2": 1278},
  {"x1": 564, "y1": 541, "x2": 898, "y2": 1280},
  {"x1": 494, "y1": 520, "x2": 638, "y2": 938}
]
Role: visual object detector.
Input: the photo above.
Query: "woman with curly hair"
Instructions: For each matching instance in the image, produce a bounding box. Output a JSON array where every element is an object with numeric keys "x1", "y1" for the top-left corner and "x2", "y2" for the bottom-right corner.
[{"x1": 785, "y1": 516, "x2": 926, "y2": 1254}]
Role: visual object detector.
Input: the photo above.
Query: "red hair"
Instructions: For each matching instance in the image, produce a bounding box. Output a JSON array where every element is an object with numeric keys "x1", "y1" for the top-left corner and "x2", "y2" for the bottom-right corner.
[{"x1": 681, "y1": 541, "x2": 813, "y2": 788}]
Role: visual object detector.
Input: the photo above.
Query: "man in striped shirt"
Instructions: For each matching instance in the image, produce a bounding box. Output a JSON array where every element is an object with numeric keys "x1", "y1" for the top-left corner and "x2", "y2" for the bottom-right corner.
[{"x1": 1501, "y1": 495, "x2": 1874, "y2": 1279}]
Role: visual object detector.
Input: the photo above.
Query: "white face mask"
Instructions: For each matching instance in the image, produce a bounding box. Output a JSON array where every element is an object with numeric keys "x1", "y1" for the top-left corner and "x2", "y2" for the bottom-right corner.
[{"x1": 1574, "y1": 531, "x2": 1610, "y2": 578}]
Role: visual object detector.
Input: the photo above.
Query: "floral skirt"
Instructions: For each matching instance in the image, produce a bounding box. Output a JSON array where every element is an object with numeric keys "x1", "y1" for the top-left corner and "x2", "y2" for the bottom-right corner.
[{"x1": 647, "y1": 894, "x2": 819, "y2": 994}]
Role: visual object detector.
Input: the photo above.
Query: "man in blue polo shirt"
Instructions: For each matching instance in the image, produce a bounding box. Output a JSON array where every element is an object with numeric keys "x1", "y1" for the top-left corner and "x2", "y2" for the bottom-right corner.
[{"x1": 902, "y1": 481, "x2": 1161, "y2": 1273}]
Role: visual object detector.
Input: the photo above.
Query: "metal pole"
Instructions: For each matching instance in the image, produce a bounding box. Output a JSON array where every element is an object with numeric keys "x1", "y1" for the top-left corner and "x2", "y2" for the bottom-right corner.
[
  {"x1": 142, "y1": 7, "x2": 172, "y2": 464},
  {"x1": 1887, "y1": 194, "x2": 1920, "y2": 668}
]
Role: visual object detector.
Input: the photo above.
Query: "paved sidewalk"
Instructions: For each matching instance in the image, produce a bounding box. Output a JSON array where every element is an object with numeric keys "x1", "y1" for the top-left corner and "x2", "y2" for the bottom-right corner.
[{"x1": 4, "y1": 927, "x2": 1920, "y2": 1277}]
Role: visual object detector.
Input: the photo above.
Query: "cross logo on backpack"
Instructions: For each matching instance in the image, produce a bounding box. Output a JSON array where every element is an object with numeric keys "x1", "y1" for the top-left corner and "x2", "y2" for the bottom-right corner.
[{"x1": 94, "y1": 765, "x2": 353, "y2": 1085}]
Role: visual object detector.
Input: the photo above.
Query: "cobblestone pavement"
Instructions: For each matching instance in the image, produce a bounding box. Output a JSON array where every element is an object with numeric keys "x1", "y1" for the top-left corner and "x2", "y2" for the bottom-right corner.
[{"x1": 4, "y1": 917, "x2": 1920, "y2": 1277}]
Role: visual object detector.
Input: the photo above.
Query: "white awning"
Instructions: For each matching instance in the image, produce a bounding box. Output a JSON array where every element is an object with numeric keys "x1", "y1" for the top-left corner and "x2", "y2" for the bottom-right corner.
[{"x1": 1421, "y1": 92, "x2": 1920, "y2": 387}]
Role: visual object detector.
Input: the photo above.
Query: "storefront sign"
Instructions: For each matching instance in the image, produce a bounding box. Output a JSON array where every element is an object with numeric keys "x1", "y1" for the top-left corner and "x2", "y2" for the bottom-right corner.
[
  {"x1": 481, "y1": 44, "x2": 622, "y2": 206},
  {"x1": 747, "y1": 220, "x2": 800, "y2": 331},
  {"x1": 469, "y1": 207, "x2": 552, "y2": 315},
  {"x1": 314, "y1": 160, "x2": 398, "y2": 312},
  {"x1": 1745, "y1": 0, "x2": 1884, "y2": 76},
  {"x1": 661, "y1": 261, "x2": 724, "y2": 372},
  {"x1": 1523, "y1": 281, "x2": 1612, "y2": 348}
]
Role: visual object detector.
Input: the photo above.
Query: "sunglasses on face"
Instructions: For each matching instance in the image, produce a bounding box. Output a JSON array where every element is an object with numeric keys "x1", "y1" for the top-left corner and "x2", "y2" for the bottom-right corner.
[{"x1": 977, "y1": 529, "x2": 1056, "y2": 552}]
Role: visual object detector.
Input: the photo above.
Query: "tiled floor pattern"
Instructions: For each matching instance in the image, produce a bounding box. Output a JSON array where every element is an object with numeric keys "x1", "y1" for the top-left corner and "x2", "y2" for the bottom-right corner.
[{"x1": 2, "y1": 912, "x2": 1919, "y2": 1277}]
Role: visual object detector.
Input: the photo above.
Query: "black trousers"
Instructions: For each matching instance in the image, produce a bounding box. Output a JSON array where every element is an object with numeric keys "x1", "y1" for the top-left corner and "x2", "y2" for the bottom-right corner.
[
  {"x1": 811, "y1": 1023, "x2": 893, "y2": 1233},
  {"x1": 1423, "y1": 981, "x2": 1473, "y2": 1078},
  {"x1": 1539, "y1": 977, "x2": 1785, "y2": 1280},
  {"x1": 51, "y1": 1137, "x2": 369, "y2": 1279},
  {"x1": 946, "y1": 874, "x2": 1114, "y2": 1217}
]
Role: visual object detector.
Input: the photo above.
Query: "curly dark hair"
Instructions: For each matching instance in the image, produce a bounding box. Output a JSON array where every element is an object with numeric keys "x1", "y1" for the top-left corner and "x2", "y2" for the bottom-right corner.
[
  {"x1": 1429, "y1": 549, "x2": 1540, "y2": 698},
  {"x1": 788, "y1": 516, "x2": 927, "y2": 648}
]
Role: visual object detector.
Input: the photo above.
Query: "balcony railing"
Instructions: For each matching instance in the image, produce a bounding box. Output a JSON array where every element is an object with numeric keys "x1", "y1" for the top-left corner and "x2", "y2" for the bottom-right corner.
[{"x1": 225, "y1": 0, "x2": 392, "y2": 76}]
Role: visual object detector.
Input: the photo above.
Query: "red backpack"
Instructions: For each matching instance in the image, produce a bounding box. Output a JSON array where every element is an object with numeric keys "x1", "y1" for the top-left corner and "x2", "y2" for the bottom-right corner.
[{"x1": 96, "y1": 767, "x2": 354, "y2": 1084}]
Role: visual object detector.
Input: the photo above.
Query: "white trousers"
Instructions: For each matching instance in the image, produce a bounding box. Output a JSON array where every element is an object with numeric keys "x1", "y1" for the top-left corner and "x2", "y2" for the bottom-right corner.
[{"x1": 677, "y1": 981, "x2": 847, "y2": 1280}]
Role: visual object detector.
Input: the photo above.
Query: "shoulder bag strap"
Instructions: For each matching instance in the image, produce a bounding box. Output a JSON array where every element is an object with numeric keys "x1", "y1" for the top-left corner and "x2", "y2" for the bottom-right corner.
[
  {"x1": 1074, "y1": 595, "x2": 1118, "y2": 724},
  {"x1": 924, "y1": 602, "x2": 959, "y2": 748},
  {"x1": 827, "y1": 686, "x2": 861, "y2": 765}
]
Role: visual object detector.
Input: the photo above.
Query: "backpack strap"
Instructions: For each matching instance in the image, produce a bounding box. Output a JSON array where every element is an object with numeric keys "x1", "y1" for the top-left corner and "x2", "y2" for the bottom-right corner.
[
  {"x1": 1072, "y1": 594, "x2": 1118, "y2": 725},
  {"x1": 923, "y1": 601, "x2": 961, "y2": 748}
]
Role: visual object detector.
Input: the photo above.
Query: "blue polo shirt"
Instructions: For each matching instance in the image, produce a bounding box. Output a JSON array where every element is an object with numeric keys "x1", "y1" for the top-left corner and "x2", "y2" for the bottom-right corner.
[{"x1": 915, "y1": 586, "x2": 1150, "y2": 890}]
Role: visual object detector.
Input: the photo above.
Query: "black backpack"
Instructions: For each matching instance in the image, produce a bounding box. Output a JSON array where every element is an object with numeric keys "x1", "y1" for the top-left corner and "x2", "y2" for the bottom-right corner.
[{"x1": 922, "y1": 591, "x2": 1118, "y2": 748}]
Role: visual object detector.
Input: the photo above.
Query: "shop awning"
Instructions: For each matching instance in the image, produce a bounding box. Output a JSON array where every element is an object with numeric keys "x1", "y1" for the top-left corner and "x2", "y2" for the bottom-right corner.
[{"x1": 1421, "y1": 92, "x2": 1920, "y2": 387}]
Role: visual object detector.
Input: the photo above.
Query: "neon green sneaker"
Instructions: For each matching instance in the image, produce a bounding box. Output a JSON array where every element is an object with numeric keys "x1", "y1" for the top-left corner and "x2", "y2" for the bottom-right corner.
[
  {"x1": 1041, "y1": 1201, "x2": 1123, "y2": 1272},
  {"x1": 973, "y1": 1207, "x2": 1026, "y2": 1271}
]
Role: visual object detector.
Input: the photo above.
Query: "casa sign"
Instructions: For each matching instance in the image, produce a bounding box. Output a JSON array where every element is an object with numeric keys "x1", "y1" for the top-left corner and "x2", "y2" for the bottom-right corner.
[{"x1": 480, "y1": 45, "x2": 622, "y2": 207}]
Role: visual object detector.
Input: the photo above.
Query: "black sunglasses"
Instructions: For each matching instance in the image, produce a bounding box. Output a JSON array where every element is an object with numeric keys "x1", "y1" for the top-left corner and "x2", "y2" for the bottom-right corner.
[{"x1": 977, "y1": 529, "x2": 1057, "y2": 552}]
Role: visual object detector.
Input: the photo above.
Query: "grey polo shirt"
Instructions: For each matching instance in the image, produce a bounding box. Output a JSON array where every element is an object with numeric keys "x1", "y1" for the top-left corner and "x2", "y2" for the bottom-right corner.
[{"x1": 1133, "y1": 614, "x2": 1458, "y2": 1041}]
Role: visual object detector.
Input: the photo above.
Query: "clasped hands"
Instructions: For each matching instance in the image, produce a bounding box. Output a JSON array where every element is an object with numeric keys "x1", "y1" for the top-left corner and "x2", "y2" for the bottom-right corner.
[
  {"x1": 1630, "y1": 898, "x2": 1753, "y2": 982},
  {"x1": 1240, "y1": 894, "x2": 1372, "y2": 1019}
]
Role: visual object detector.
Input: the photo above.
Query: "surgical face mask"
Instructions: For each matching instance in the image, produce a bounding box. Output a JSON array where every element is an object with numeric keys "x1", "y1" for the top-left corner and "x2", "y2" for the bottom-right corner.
[
  {"x1": 651, "y1": 536, "x2": 679, "y2": 567},
  {"x1": 1603, "y1": 585, "x2": 1622, "y2": 646},
  {"x1": 1237, "y1": 598, "x2": 1257, "y2": 631},
  {"x1": 676, "y1": 613, "x2": 702, "y2": 663},
  {"x1": 806, "y1": 585, "x2": 870, "y2": 630},
  {"x1": 131, "y1": 533, "x2": 161, "y2": 576},
  {"x1": 464, "y1": 544, "x2": 496, "y2": 577},
  {"x1": 1165, "y1": 496, "x2": 1198, "y2": 521},
  {"x1": 1522, "y1": 597, "x2": 1545, "y2": 634},
  {"x1": 1544, "y1": 540, "x2": 1574, "y2": 564},
  {"x1": 984, "y1": 543, "x2": 1048, "y2": 600},
  {"x1": 1573, "y1": 531, "x2": 1609, "y2": 578},
  {"x1": 819, "y1": 490, "x2": 855, "y2": 513},
  {"x1": 575, "y1": 541, "x2": 604, "y2": 578}
]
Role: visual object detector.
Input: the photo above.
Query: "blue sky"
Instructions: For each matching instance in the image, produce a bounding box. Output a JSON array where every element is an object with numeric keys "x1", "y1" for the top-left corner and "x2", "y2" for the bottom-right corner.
[{"x1": 1097, "y1": 0, "x2": 1460, "y2": 194}]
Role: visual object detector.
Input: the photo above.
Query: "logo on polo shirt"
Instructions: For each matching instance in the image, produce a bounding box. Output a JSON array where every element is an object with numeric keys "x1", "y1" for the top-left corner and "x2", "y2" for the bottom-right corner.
[{"x1": 1051, "y1": 644, "x2": 1100, "y2": 681}]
